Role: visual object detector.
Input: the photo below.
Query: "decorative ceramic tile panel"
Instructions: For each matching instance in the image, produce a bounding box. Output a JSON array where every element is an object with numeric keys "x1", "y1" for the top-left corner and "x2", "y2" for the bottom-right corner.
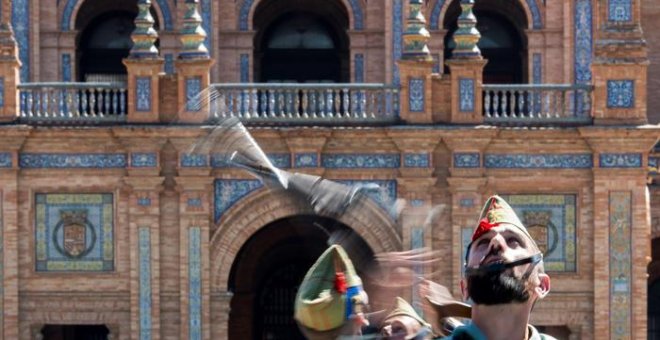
[
  {"x1": 431, "y1": 0, "x2": 542, "y2": 29},
  {"x1": 136, "y1": 77, "x2": 152, "y2": 112},
  {"x1": 12, "y1": 0, "x2": 29, "y2": 81},
  {"x1": 599, "y1": 153, "x2": 642, "y2": 168},
  {"x1": 0, "y1": 153, "x2": 10, "y2": 168},
  {"x1": 35, "y1": 193, "x2": 114, "y2": 271},
  {"x1": 139, "y1": 227, "x2": 152, "y2": 340},
  {"x1": 186, "y1": 77, "x2": 202, "y2": 112},
  {"x1": 392, "y1": 0, "x2": 402, "y2": 86},
  {"x1": 459, "y1": 78, "x2": 475, "y2": 112},
  {"x1": 404, "y1": 153, "x2": 430, "y2": 168},
  {"x1": 62, "y1": 55, "x2": 72, "y2": 82},
  {"x1": 20, "y1": 154, "x2": 127, "y2": 168},
  {"x1": 454, "y1": 153, "x2": 480, "y2": 168},
  {"x1": 131, "y1": 153, "x2": 157, "y2": 168},
  {"x1": 137, "y1": 197, "x2": 152, "y2": 206},
  {"x1": 355, "y1": 54, "x2": 364, "y2": 83},
  {"x1": 409, "y1": 78, "x2": 425, "y2": 112},
  {"x1": 499, "y1": 194, "x2": 577, "y2": 271},
  {"x1": 649, "y1": 157, "x2": 659, "y2": 172},
  {"x1": 575, "y1": 0, "x2": 593, "y2": 83},
  {"x1": 532, "y1": 53, "x2": 542, "y2": 84},
  {"x1": 214, "y1": 179, "x2": 263, "y2": 222},
  {"x1": 180, "y1": 154, "x2": 209, "y2": 168},
  {"x1": 322, "y1": 154, "x2": 401, "y2": 168},
  {"x1": 201, "y1": 0, "x2": 212, "y2": 52},
  {"x1": 268, "y1": 154, "x2": 291, "y2": 168},
  {"x1": 164, "y1": 54, "x2": 175, "y2": 75},
  {"x1": 484, "y1": 154, "x2": 593, "y2": 169},
  {"x1": 459, "y1": 198, "x2": 474, "y2": 208},
  {"x1": 609, "y1": 191, "x2": 631, "y2": 338},
  {"x1": 294, "y1": 153, "x2": 319, "y2": 168},
  {"x1": 240, "y1": 54, "x2": 249, "y2": 83},
  {"x1": 607, "y1": 80, "x2": 634, "y2": 108},
  {"x1": 189, "y1": 227, "x2": 202, "y2": 340},
  {"x1": 187, "y1": 198, "x2": 202, "y2": 207},
  {"x1": 410, "y1": 199, "x2": 424, "y2": 207},
  {"x1": 432, "y1": 53, "x2": 441, "y2": 74},
  {"x1": 608, "y1": 0, "x2": 632, "y2": 22}
]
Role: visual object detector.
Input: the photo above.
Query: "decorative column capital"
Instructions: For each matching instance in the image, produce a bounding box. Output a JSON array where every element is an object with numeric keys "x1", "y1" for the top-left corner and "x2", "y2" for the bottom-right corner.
[
  {"x1": 179, "y1": 0, "x2": 209, "y2": 59},
  {"x1": 450, "y1": 0, "x2": 482, "y2": 60},
  {"x1": 129, "y1": 0, "x2": 159, "y2": 59},
  {"x1": 401, "y1": 0, "x2": 432, "y2": 61}
]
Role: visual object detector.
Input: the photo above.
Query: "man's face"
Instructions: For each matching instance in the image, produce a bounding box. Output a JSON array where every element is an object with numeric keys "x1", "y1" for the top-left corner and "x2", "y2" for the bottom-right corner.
[
  {"x1": 380, "y1": 315, "x2": 426, "y2": 340},
  {"x1": 463, "y1": 224, "x2": 544, "y2": 305}
]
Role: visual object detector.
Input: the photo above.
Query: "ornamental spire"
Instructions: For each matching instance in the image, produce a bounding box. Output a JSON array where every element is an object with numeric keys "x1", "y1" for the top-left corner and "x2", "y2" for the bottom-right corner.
[
  {"x1": 129, "y1": 0, "x2": 159, "y2": 58},
  {"x1": 402, "y1": 0, "x2": 433, "y2": 61}
]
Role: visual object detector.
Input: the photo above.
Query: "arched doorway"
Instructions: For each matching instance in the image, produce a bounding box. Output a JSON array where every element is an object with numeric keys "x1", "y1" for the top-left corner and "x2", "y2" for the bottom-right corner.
[
  {"x1": 227, "y1": 215, "x2": 375, "y2": 340},
  {"x1": 40, "y1": 324, "x2": 110, "y2": 340},
  {"x1": 75, "y1": 1, "x2": 160, "y2": 82},
  {"x1": 253, "y1": 0, "x2": 350, "y2": 82},
  {"x1": 443, "y1": 0, "x2": 528, "y2": 84}
]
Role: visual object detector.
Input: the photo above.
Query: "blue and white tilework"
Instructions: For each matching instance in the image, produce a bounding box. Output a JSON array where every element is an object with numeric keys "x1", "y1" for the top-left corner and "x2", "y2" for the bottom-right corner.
[
  {"x1": 35, "y1": 193, "x2": 114, "y2": 272},
  {"x1": 432, "y1": 53, "x2": 441, "y2": 74},
  {"x1": 294, "y1": 153, "x2": 319, "y2": 168},
  {"x1": 164, "y1": 54, "x2": 175, "y2": 75},
  {"x1": 322, "y1": 154, "x2": 401, "y2": 168},
  {"x1": 337, "y1": 180, "x2": 397, "y2": 218},
  {"x1": 187, "y1": 198, "x2": 202, "y2": 207},
  {"x1": 355, "y1": 54, "x2": 364, "y2": 83},
  {"x1": 392, "y1": 0, "x2": 403, "y2": 86},
  {"x1": 136, "y1": 77, "x2": 152, "y2": 112},
  {"x1": 239, "y1": 0, "x2": 256, "y2": 30},
  {"x1": 599, "y1": 153, "x2": 642, "y2": 168},
  {"x1": 189, "y1": 227, "x2": 202, "y2": 340},
  {"x1": 608, "y1": 0, "x2": 632, "y2": 22},
  {"x1": 609, "y1": 191, "x2": 632, "y2": 338},
  {"x1": 532, "y1": 53, "x2": 542, "y2": 84},
  {"x1": 459, "y1": 78, "x2": 475, "y2": 112},
  {"x1": 181, "y1": 154, "x2": 209, "y2": 168},
  {"x1": 403, "y1": 153, "x2": 430, "y2": 168},
  {"x1": 454, "y1": 153, "x2": 480, "y2": 168},
  {"x1": 12, "y1": 0, "x2": 29, "y2": 82},
  {"x1": 131, "y1": 153, "x2": 158, "y2": 168},
  {"x1": 268, "y1": 153, "x2": 291, "y2": 168},
  {"x1": 607, "y1": 80, "x2": 634, "y2": 108},
  {"x1": 0, "y1": 153, "x2": 11, "y2": 168},
  {"x1": 575, "y1": 0, "x2": 593, "y2": 84},
  {"x1": 137, "y1": 197, "x2": 152, "y2": 207},
  {"x1": 20, "y1": 154, "x2": 127, "y2": 168},
  {"x1": 62, "y1": 55, "x2": 72, "y2": 82},
  {"x1": 186, "y1": 77, "x2": 202, "y2": 112},
  {"x1": 410, "y1": 199, "x2": 424, "y2": 207},
  {"x1": 201, "y1": 0, "x2": 212, "y2": 52},
  {"x1": 409, "y1": 78, "x2": 425, "y2": 112},
  {"x1": 484, "y1": 154, "x2": 593, "y2": 169},
  {"x1": 214, "y1": 179, "x2": 263, "y2": 222},
  {"x1": 499, "y1": 194, "x2": 577, "y2": 271},
  {"x1": 459, "y1": 198, "x2": 474, "y2": 208},
  {"x1": 430, "y1": 0, "x2": 542, "y2": 30},
  {"x1": 649, "y1": 157, "x2": 659, "y2": 171},
  {"x1": 240, "y1": 54, "x2": 250, "y2": 83},
  {"x1": 139, "y1": 227, "x2": 152, "y2": 340}
]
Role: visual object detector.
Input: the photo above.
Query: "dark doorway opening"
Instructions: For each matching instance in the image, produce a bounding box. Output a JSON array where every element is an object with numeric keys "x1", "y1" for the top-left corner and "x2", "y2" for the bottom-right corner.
[
  {"x1": 227, "y1": 215, "x2": 374, "y2": 340},
  {"x1": 41, "y1": 325, "x2": 110, "y2": 340}
]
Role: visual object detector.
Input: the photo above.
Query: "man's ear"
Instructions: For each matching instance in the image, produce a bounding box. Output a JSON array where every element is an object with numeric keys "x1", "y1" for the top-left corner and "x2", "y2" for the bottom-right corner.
[
  {"x1": 460, "y1": 279, "x2": 469, "y2": 300},
  {"x1": 534, "y1": 273, "x2": 550, "y2": 299}
]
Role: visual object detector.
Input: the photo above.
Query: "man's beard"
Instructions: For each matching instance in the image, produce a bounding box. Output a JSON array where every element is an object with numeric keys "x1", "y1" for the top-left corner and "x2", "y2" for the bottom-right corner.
[{"x1": 466, "y1": 269, "x2": 530, "y2": 305}]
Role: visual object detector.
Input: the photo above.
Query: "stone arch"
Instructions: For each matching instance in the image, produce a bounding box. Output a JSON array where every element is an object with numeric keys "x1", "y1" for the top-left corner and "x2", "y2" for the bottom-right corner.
[
  {"x1": 61, "y1": 0, "x2": 173, "y2": 31},
  {"x1": 238, "y1": 0, "x2": 364, "y2": 31},
  {"x1": 210, "y1": 188, "x2": 401, "y2": 292},
  {"x1": 429, "y1": 0, "x2": 542, "y2": 30}
]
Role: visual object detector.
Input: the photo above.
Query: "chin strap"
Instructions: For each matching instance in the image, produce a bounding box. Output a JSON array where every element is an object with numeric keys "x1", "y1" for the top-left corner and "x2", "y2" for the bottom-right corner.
[{"x1": 464, "y1": 253, "x2": 543, "y2": 277}]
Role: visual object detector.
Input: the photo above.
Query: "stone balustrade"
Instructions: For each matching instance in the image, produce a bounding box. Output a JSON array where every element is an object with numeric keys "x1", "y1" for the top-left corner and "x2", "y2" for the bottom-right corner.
[
  {"x1": 207, "y1": 83, "x2": 399, "y2": 125},
  {"x1": 482, "y1": 84, "x2": 593, "y2": 125},
  {"x1": 18, "y1": 82, "x2": 128, "y2": 123}
]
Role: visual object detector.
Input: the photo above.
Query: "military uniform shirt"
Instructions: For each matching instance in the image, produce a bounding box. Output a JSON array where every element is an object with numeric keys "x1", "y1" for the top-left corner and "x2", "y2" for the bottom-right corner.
[{"x1": 439, "y1": 322, "x2": 558, "y2": 340}]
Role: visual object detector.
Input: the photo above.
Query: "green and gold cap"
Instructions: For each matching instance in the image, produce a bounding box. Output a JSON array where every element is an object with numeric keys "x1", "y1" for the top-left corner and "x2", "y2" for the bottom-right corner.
[
  {"x1": 294, "y1": 244, "x2": 363, "y2": 332},
  {"x1": 471, "y1": 195, "x2": 532, "y2": 242},
  {"x1": 384, "y1": 297, "x2": 431, "y2": 328}
]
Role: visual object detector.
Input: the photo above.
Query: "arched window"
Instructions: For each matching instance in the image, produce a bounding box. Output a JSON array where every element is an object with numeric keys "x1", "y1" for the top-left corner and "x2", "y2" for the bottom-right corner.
[
  {"x1": 444, "y1": 0, "x2": 528, "y2": 84},
  {"x1": 253, "y1": 0, "x2": 349, "y2": 82}
]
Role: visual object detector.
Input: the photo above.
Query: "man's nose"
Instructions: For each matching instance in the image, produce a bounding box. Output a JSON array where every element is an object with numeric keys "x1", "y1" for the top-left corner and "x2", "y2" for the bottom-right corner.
[{"x1": 486, "y1": 234, "x2": 507, "y2": 254}]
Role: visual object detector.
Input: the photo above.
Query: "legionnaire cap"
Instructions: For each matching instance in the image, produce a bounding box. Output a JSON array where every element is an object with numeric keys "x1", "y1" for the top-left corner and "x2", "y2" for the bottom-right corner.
[
  {"x1": 385, "y1": 297, "x2": 431, "y2": 329},
  {"x1": 294, "y1": 244, "x2": 366, "y2": 332},
  {"x1": 471, "y1": 195, "x2": 533, "y2": 243}
]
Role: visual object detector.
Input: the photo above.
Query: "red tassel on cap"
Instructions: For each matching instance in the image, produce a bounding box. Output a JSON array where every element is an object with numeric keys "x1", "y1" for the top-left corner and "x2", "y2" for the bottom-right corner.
[
  {"x1": 472, "y1": 218, "x2": 500, "y2": 242},
  {"x1": 334, "y1": 272, "x2": 347, "y2": 294}
]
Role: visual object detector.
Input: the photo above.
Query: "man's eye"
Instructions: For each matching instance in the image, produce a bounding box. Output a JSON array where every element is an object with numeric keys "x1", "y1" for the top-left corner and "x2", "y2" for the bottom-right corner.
[
  {"x1": 507, "y1": 237, "x2": 521, "y2": 247},
  {"x1": 476, "y1": 239, "x2": 489, "y2": 247}
]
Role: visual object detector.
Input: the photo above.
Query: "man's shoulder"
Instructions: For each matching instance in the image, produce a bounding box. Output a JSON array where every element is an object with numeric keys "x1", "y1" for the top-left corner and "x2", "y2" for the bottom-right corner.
[{"x1": 436, "y1": 324, "x2": 559, "y2": 340}]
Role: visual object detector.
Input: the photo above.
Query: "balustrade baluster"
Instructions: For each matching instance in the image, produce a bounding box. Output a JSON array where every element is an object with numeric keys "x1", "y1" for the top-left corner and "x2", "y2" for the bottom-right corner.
[
  {"x1": 251, "y1": 89, "x2": 258, "y2": 118},
  {"x1": 268, "y1": 90, "x2": 275, "y2": 118},
  {"x1": 287, "y1": 90, "x2": 294, "y2": 118},
  {"x1": 492, "y1": 91, "x2": 499, "y2": 118},
  {"x1": 318, "y1": 89, "x2": 325, "y2": 118},
  {"x1": 294, "y1": 89, "x2": 301, "y2": 118},
  {"x1": 104, "y1": 89, "x2": 110, "y2": 116},
  {"x1": 302, "y1": 89, "x2": 309, "y2": 118},
  {"x1": 342, "y1": 88, "x2": 349, "y2": 118},
  {"x1": 310, "y1": 91, "x2": 317, "y2": 118},
  {"x1": 501, "y1": 90, "x2": 509, "y2": 118},
  {"x1": 325, "y1": 89, "x2": 333, "y2": 118}
]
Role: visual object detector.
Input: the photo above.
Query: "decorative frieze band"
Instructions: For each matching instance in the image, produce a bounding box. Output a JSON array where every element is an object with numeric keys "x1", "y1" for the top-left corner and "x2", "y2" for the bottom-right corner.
[
  {"x1": 454, "y1": 153, "x2": 480, "y2": 168},
  {"x1": 20, "y1": 154, "x2": 127, "y2": 168},
  {"x1": 131, "y1": 153, "x2": 158, "y2": 168},
  {"x1": 322, "y1": 154, "x2": 401, "y2": 168},
  {"x1": 599, "y1": 153, "x2": 642, "y2": 168},
  {"x1": 484, "y1": 154, "x2": 593, "y2": 169},
  {"x1": 139, "y1": 227, "x2": 152, "y2": 340}
]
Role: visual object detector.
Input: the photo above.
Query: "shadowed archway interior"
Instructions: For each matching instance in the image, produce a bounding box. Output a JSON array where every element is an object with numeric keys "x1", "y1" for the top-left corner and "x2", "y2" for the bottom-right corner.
[
  {"x1": 253, "y1": 0, "x2": 350, "y2": 82},
  {"x1": 227, "y1": 215, "x2": 375, "y2": 340}
]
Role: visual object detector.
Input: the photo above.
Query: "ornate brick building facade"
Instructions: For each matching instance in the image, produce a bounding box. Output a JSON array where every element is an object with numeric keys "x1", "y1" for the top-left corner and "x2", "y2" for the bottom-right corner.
[{"x1": 0, "y1": 0, "x2": 657, "y2": 339}]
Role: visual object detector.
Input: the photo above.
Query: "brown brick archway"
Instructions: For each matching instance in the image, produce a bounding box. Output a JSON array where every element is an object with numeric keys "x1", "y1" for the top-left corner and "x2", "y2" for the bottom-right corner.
[{"x1": 210, "y1": 188, "x2": 402, "y2": 293}]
